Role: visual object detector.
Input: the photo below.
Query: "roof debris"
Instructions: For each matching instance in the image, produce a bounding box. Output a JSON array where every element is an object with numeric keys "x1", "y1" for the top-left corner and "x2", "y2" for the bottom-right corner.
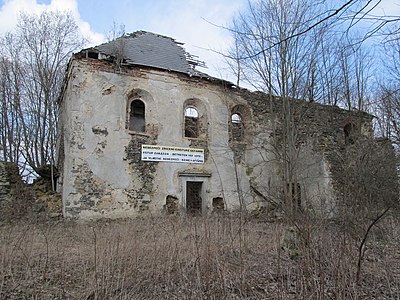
[{"x1": 81, "y1": 31, "x2": 208, "y2": 77}]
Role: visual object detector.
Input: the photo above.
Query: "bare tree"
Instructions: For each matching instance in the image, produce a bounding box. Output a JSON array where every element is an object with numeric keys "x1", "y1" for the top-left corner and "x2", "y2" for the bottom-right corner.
[
  {"x1": 106, "y1": 22, "x2": 126, "y2": 70},
  {"x1": 0, "y1": 11, "x2": 85, "y2": 180},
  {"x1": 0, "y1": 56, "x2": 23, "y2": 164},
  {"x1": 336, "y1": 41, "x2": 373, "y2": 111},
  {"x1": 373, "y1": 85, "x2": 400, "y2": 147},
  {"x1": 229, "y1": 0, "x2": 331, "y2": 96},
  {"x1": 228, "y1": 0, "x2": 337, "y2": 215},
  {"x1": 373, "y1": 34, "x2": 400, "y2": 148}
]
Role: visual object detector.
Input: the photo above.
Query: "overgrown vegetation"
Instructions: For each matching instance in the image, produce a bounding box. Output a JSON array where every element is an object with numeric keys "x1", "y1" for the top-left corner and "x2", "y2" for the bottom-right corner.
[
  {"x1": 0, "y1": 4, "x2": 399, "y2": 298},
  {"x1": 0, "y1": 215, "x2": 398, "y2": 299}
]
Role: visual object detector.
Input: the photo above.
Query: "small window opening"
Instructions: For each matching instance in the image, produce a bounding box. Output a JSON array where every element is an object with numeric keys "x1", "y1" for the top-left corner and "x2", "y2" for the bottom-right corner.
[
  {"x1": 344, "y1": 123, "x2": 355, "y2": 145},
  {"x1": 129, "y1": 99, "x2": 145, "y2": 132},
  {"x1": 293, "y1": 183, "x2": 301, "y2": 211},
  {"x1": 165, "y1": 195, "x2": 178, "y2": 215},
  {"x1": 212, "y1": 197, "x2": 224, "y2": 212},
  {"x1": 87, "y1": 51, "x2": 99, "y2": 59},
  {"x1": 232, "y1": 113, "x2": 242, "y2": 123},
  {"x1": 287, "y1": 182, "x2": 301, "y2": 211},
  {"x1": 185, "y1": 107, "x2": 199, "y2": 138},
  {"x1": 231, "y1": 113, "x2": 244, "y2": 141}
]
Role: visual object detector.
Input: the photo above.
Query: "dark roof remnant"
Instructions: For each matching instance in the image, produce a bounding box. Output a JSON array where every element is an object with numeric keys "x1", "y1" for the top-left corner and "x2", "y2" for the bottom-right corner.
[{"x1": 83, "y1": 31, "x2": 207, "y2": 76}]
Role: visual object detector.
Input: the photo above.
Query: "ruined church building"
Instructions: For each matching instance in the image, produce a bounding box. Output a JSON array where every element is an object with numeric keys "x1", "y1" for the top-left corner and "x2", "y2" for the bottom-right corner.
[{"x1": 57, "y1": 31, "x2": 372, "y2": 219}]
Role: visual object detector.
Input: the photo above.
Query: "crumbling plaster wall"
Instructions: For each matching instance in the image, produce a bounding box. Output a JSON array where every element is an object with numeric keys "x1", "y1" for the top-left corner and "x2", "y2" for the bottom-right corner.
[
  {"x1": 59, "y1": 59, "x2": 250, "y2": 218},
  {"x1": 240, "y1": 91, "x2": 373, "y2": 216},
  {"x1": 58, "y1": 58, "x2": 374, "y2": 219}
]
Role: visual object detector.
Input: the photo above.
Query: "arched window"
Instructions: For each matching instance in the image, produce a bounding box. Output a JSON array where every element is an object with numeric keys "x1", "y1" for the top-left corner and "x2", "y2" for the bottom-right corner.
[
  {"x1": 344, "y1": 123, "x2": 355, "y2": 145},
  {"x1": 232, "y1": 113, "x2": 242, "y2": 124},
  {"x1": 231, "y1": 113, "x2": 244, "y2": 141},
  {"x1": 129, "y1": 99, "x2": 145, "y2": 132},
  {"x1": 184, "y1": 106, "x2": 199, "y2": 138}
]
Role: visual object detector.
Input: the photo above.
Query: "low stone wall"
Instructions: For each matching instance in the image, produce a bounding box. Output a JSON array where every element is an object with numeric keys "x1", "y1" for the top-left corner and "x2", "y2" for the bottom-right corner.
[
  {"x1": 0, "y1": 161, "x2": 62, "y2": 220},
  {"x1": 0, "y1": 161, "x2": 16, "y2": 203}
]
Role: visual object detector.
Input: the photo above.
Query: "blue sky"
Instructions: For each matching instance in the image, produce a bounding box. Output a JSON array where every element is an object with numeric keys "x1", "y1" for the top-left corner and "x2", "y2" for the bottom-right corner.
[
  {"x1": 0, "y1": 0, "x2": 399, "y2": 82},
  {"x1": 0, "y1": 0, "x2": 246, "y2": 81}
]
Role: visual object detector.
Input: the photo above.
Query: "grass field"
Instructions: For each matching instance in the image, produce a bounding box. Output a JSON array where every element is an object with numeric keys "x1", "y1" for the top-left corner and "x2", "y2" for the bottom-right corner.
[{"x1": 0, "y1": 214, "x2": 399, "y2": 299}]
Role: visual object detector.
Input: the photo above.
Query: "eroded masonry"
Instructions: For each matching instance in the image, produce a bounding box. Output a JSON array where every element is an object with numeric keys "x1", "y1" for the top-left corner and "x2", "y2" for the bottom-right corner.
[{"x1": 57, "y1": 31, "x2": 376, "y2": 219}]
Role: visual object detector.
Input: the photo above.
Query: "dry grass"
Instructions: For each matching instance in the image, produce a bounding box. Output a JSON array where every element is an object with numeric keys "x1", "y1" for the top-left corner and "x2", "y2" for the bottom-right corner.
[{"x1": 0, "y1": 214, "x2": 399, "y2": 299}]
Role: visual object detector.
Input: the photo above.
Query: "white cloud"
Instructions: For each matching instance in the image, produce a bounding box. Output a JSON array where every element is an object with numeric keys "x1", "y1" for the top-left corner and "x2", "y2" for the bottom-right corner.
[
  {"x1": 141, "y1": 0, "x2": 245, "y2": 82},
  {"x1": 0, "y1": 0, "x2": 104, "y2": 46},
  {"x1": 0, "y1": 0, "x2": 242, "y2": 82}
]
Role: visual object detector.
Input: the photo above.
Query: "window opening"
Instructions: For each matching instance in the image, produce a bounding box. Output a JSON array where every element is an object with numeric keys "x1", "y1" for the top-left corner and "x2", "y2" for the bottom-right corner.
[
  {"x1": 165, "y1": 195, "x2": 178, "y2": 215},
  {"x1": 231, "y1": 113, "x2": 244, "y2": 141},
  {"x1": 184, "y1": 107, "x2": 199, "y2": 138},
  {"x1": 129, "y1": 99, "x2": 145, "y2": 132},
  {"x1": 186, "y1": 181, "x2": 202, "y2": 214},
  {"x1": 212, "y1": 197, "x2": 224, "y2": 211},
  {"x1": 87, "y1": 51, "x2": 99, "y2": 59},
  {"x1": 287, "y1": 182, "x2": 301, "y2": 211},
  {"x1": 232, "y1": 113, "x2": 242, "y2": 123},
  {"x1": 344, "y1": 123, "x2": 355, "y2": 145}
]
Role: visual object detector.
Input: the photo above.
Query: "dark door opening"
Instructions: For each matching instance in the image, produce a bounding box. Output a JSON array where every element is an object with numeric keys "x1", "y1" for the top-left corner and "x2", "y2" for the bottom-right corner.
[{"x1": 186, "y1": 181, "x2": 202, "y2": 214}]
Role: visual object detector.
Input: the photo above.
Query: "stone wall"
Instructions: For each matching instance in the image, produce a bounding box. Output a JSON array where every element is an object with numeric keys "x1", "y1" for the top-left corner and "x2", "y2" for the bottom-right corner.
[
  {"x1": 0, "y1": 161, "x2": 20, "y2": 204},
  {"x1": 0, "y1": 161, "x2": 11, "y2": 203},
  {"x1": 0, "y1": 161, "x2": 63, "y2": 220},
  {"x1": 57, "y1": 57, "x2": 377, "y2": 219},
  {"x1": 235, "y1": 91, "x2": 373, "y2": 216}
]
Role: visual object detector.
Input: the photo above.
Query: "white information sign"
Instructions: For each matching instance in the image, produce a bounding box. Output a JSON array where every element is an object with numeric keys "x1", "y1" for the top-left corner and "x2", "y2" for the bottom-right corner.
[{"x1": 141, "y1": 145, "x2": 204, "y2": 164}]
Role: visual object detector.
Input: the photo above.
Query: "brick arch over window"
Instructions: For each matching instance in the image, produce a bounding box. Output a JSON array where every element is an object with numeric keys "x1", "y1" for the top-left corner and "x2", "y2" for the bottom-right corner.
[
  {"x1": 230, "y1": 104, "x2": 251, "y2": 142},
  {"x1": 183, "y1": 98, "x2": 208, "y2": 139},
  {"x1": 126, "y1": 89, "x2": 154, "y2": 133}
]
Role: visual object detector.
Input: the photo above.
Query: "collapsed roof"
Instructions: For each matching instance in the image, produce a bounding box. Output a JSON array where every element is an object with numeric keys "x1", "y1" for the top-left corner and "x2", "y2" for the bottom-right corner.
[{"x1": 79, "y1": 31, "x2": 209, "y2": 77}]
